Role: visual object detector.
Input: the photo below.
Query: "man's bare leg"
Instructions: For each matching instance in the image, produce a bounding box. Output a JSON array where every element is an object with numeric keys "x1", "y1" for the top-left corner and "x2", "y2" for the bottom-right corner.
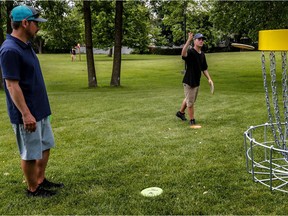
[
  {"x1": 187, "y1": 105, "x2": 194, "y2": 121},
  {"x1": 180, "y1": 99, "x2": 187, "y2": 113},
  {"x1": 21, "y1": 160, "x2": 38, "y2": 192},
  {"x1": 36, "y1": 149, "x2": 50, "y2": 185}
]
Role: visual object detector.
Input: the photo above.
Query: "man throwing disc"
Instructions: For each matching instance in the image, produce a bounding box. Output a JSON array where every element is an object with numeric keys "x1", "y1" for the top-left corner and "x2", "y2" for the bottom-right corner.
[{"x1": 176, "y1": 32, "x2": 213, "y2": 126}]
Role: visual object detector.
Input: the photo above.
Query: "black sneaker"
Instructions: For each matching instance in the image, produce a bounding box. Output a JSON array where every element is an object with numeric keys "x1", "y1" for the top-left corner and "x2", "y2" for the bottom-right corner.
[
  {"x1": 26, "y1": 186, "x2": 56, "y2": 198},
  {"x1": 39, "y1": 178, "x2": 64, "y2": 189},
  {"x1": 189, "y1": 119, "x2": 196, "y2": 125},
  {"x1": 176, "y1": 111, "x2": 187, "y2": 121}
]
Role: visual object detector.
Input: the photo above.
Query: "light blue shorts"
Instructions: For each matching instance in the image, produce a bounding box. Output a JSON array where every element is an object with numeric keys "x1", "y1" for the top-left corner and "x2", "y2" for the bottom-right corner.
[{"x1": 12, "y1": 117, "x2": 55, "y2": 160}]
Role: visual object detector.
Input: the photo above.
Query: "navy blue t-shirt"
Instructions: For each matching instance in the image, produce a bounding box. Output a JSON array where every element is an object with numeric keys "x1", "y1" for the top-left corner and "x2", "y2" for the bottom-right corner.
[
  {"x1": 182, "y1": 48, "x2": 208, "y2": 88},
  {"x1": 0, "y1": 34, "x2": 51, "y2": 124}
]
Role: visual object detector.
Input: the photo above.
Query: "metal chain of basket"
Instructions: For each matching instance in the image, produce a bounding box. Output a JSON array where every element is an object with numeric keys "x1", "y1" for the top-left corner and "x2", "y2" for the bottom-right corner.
[
  {"x1": 262, "y1": 52, "x2": 281, "y2": 149},
  {"x1": 261, "y1": 51, "x2": 288, "y2": 151},
  {"x1": 282, "y1": 52, "x2": 288, "y2": 140}
]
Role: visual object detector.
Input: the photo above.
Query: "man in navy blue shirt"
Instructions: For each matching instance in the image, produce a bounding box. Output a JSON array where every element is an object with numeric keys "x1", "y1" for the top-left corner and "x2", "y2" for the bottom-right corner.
[
  {"x1": 0, "y1": 5, "x2": 63, "y2": 197},
  {"x1": 176, "y1": 32, "x2": 213, "y2": 126}
]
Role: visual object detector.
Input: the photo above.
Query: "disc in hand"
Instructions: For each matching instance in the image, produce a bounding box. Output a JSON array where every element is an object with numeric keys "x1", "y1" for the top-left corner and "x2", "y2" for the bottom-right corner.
[{"x1": 210, "y1": 82, "x2": 214, "y2": 94}]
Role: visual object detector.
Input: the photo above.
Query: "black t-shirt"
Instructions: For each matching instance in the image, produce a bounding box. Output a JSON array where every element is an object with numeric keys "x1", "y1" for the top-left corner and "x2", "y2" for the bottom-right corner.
[{"x1": 182, "y1": 48, "x2": 208, "y2": 87}]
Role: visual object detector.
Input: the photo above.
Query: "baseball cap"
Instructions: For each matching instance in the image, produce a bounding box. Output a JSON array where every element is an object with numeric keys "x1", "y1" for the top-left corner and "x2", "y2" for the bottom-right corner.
[
  {"x1": 193, "y1": 33, "x2": 206, "y2": 40},
  {"x1": 11, "y1": 5, "x2": 47, "y2": 22}
]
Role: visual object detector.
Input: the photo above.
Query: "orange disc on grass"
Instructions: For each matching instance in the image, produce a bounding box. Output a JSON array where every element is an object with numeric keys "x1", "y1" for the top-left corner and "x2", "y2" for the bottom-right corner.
[{"x1": 190, "y1": 125, "x2": 202, "y2": 129}]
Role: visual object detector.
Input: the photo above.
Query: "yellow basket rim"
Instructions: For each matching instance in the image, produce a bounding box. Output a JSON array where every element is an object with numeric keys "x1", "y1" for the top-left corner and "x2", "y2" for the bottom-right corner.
[{"x1": 258, "y1": 29, "x2": 288, "y2": 51}]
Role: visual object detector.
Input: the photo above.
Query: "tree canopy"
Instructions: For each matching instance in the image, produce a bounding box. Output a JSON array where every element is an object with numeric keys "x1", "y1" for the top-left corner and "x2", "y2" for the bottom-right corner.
[
  {"x1": 0, "y1": 0, "x2": 287, "y2": 53},
  {"x1": 211, "y1": 1, "x2": 288, "y2": 42},
  {"x1": 0, "y1": 0, "x2": 287, "y2": 89},
  {"x1": 36, "y1": 1, "x2": 82, "y2": 53}
]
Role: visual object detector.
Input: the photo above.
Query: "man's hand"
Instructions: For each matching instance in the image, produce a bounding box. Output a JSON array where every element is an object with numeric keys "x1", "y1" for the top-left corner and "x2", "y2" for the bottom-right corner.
[
  {"x1": 208, "y1": 79, "x2": 213, "y2": 85},
  {"x1": 188, "y1": 32, "x2": 194, "y2": 42},
  {"x1": 182, "y1": 32, "x2": 194, "y2": 57},
  {"x1": 23, "y1": 113, "x2": 36, "y2": 132},
  {"x1": 5, "y1": 79, "x2": 37, "y2": 132}
]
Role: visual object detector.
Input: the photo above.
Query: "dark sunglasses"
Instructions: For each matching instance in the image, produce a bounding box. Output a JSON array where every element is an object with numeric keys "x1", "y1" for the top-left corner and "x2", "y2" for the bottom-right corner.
[
  {"x1": 28, "y1": 20, "x2": 39, "y2": 27},
  {"x1": 197, "y1": 38, "x2": 205, "y2": 41}
]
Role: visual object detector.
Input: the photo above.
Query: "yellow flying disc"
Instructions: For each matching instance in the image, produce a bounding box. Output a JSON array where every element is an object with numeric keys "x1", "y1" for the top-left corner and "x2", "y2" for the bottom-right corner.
[{"x1": 231, "y1": 43, "x2": 255, "y2": 50}]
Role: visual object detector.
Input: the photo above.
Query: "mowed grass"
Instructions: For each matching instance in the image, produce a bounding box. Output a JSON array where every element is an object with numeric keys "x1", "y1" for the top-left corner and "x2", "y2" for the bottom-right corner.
[{"x1": 1, "y1": 52, "x2": 288, "y2": 214}]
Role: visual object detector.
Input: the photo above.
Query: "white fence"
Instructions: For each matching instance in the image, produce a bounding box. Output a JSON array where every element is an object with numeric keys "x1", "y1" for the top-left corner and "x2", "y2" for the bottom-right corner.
[{"x1": 79, "y1": 46, "x2": 134, "y2": 55}]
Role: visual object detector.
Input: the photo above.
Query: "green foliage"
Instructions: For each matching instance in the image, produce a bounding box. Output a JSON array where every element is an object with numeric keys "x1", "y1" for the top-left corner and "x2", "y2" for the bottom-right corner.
[
  {"x1": 90, "y1": 0, "x2": 150, "y2": 53},
  {"x1": 0, "y1": 1, "x2": 5, "y2": 44},
  {"x1": 147, "y1": 0, "x2": 170, "y2": 46},
  {"x1": 151, "y1": 1, "x2": 186, "y2": 46},
  {"x1": 5, "y1": 0, "x2": 83, "y2": 52},
  {"x1": 90, "y1": 0, "x2": 114, "y2": 49},
  {"x1": 162, "y1": 0, "x2": 188, "y2": 45},
  {"x1": 210, "y1": 1, "x2": 288, "y2": 42},
  {"x1": 122, "y1": 1, "x2": 150, "y2": 53},
  {"x1": 36, "y1": 1, "x2": 82, "y2": 52},
  {"x1": 151, "y1": 0, "x2": 216, "y2": 49},
  {"x1": 1, "y1": 53, "x2": 288, "y2": 214},
  {"x1": 148, "y1": 23, "x2": 168, "y2": 47},
  {"x1": 1, "y1": 1, "x2": 288, "y2": 52}
]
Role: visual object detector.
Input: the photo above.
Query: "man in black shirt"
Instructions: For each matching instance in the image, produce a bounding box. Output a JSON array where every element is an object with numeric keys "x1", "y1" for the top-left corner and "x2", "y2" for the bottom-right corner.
[{"x1": 176, "y1": 32, "x2": 213, "y2": 126}]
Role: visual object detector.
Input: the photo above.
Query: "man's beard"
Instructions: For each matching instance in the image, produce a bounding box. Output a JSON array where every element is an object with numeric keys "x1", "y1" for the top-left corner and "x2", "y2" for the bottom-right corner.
[{"x1": 26, "y1": 28, "x2": 38, "y2": 41}]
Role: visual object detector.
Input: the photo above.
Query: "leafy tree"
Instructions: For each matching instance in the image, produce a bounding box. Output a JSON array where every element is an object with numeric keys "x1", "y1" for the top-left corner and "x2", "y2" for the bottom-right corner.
[
  {"x1": 4, "y1": 0, "x2": 82, "y2": 53},
  {"x1": 148, "y1": 0, "x2": 174, "y2": 46},
  {"x1": 147, "y1": 0, "x2": 215, "y2": 49},
  {"x1": 161, "y1": 0, "x2": 189, "y2": 46},
  {"x1": 159, "y1": 0, "x2": 215, "y2": 49},
  {"x1": 36, "y1": 1, "x2": 82, "y2": 53},
  {"x1": 122, "y1": 0, "x2": 150, "y2": 53},
  {"x1": 90, "y1": 0, "x2": 114, "y2": 52},
  {"x1": 90, "y1": 0, "x2": 150, "y2": 54},
  {"x1": 210, "y1": 1, "x2": 288, "y2": 42},
  {"x1": 110, "y1": 0, "x2": 123, "y2": 87},
  {"x1": 0, "y1": 3, "x2": 4, "y2": 46},
  {"x1": 5, "y1": 0, "x2": 13, "y2": 34},
  {"x1": 83, "y1": 0, "x2": 97, "y2": 88},
  {"x1": 0, "y1": 1, "x2": 13, "y2": 89},
  {"x1": 146, "y1": 0, "x2": 166, "y2": 46}
]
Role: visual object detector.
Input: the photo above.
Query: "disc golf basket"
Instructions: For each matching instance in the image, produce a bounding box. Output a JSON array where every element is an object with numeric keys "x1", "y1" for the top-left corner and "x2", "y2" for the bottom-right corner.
[{"x1": 244, "y1": 29, "x2": 288, "y2": 192}]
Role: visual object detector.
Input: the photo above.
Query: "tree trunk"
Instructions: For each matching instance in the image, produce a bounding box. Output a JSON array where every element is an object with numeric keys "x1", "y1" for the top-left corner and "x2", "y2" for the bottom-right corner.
[
  {"x1": 34, "y1": 37, "x2": 44, "y2": 54},
  {"x1": 38, "y1": 39, "x2": 43, "y2": 54},
  {"x1": 83, "y1": 1, "x2": 97, "y2": 88},
  {"x1": 0, "y1": 1, "x2": 5, "y2": 90},
  {"x1": 110, "y1": 0, "x2": 123, "y2": 87},
  {"x1": 0, "y1": 1, "x2": 17, "y2": 89},
  {"x1": 6, "y1": 1, "x2": 13, "y2": 34},
  {"x1": 0, "y1": 2, "x2": 4, "y2": 45},
  {"x1": 108, "y1": 47, "x2": 113, "y2": 57}
]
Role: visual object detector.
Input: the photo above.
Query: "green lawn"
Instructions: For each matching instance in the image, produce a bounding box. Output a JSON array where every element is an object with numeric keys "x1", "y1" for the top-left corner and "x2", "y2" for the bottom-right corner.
[{"x1": 1, "y1": 52, "x2": 287, "y2": 214}]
